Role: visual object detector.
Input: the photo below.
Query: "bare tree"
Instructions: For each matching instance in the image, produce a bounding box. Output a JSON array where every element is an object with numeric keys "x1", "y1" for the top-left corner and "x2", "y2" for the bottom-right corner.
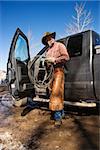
[
  {"x1": 27, "y1": 28, "x2": 41, "y2": 58},
  {"x1": 66, "y1": 2, "x2": 93, "y2": 35}
]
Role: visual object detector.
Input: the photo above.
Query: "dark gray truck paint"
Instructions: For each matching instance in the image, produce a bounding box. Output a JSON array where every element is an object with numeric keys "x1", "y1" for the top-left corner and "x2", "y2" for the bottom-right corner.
[{"x1": 59, "y1": 30, "x2": 100, "y2": 101}]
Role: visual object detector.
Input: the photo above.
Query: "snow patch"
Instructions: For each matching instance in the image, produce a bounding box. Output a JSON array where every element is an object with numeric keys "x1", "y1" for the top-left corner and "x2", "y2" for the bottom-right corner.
[
  {"x1": 0, "y1": 131, "x2": 27, "y2": 150},
  {"x1": 0, "y1": 70, "x2": 6, "y2": 84}
]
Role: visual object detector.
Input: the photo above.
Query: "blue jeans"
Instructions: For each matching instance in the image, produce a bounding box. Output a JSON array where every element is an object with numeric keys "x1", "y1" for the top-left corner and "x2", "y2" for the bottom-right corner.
[
  {"x1": 27, "y1": 97, "x2": 39, "y2": 108},
  {"x1": 53, "y1": 110, "x2": 64, "y2": 121}
]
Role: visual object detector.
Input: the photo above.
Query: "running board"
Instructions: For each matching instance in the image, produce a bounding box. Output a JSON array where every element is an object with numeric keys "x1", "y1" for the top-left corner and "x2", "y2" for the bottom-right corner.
[
  {"x1": 33, "y1": 97, "x2": 96, "y2": 107},
  {"x1": 33, "y1": 97, "x2": 49, "y2": 102},
  {"x1": 64, "y1": 101, "x2": 96, "y2": 107}
]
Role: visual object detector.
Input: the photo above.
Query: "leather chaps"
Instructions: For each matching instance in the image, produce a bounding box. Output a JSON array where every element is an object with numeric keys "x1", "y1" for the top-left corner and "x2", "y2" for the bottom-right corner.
[{"x1": 49, "y1": 67, "x2": 64, "y2": 111}]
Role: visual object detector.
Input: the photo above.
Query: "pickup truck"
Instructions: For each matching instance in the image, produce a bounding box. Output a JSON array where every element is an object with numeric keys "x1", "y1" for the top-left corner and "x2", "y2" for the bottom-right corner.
[{"x1": 6, "y1": 28, "x2": 100, "y2": 107}]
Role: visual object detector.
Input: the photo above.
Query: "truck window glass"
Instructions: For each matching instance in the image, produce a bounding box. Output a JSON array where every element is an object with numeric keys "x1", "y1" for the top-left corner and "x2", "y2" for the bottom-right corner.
[
  {"x1": 67, "y1": 35, "x2": 82, "y2": 57},
  {"x1": 15, "y1": 35, "x2": 28, "y2": 62},
  {"x1": 94, "y1": 34, "x2": 100, "y2": 46},
  {"x1": 93, "y1": 32, "x2": 100, "y2": 54}
]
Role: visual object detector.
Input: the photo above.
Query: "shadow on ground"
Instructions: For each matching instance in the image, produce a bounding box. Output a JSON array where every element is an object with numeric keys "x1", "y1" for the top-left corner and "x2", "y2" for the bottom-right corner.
[{"x1": 22, "y1": 102, "x2": 99, "y2": 150}]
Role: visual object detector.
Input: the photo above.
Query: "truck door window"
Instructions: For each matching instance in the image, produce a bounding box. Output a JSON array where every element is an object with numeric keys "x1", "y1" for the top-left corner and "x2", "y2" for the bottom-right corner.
[
  {"x1": 93, "y1": 33, "x2": 100, "y2": 54},
  {"x1": 15, "y1": 35, "x2": 28, "y2": 62},
  {"x1": 67, "y1": 35, "x2": 82, "y2": 57}
]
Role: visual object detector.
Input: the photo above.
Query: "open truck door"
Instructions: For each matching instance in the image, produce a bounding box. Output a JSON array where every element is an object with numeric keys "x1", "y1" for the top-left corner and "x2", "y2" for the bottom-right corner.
[{"x1": 7, "y1": 28, "x2": 34, "y2": 99}]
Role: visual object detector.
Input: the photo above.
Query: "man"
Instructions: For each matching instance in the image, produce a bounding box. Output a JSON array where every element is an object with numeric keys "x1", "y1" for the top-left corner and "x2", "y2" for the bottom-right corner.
[{"x1": 42, "y1": 32, "x2": 70, "y2": 127}]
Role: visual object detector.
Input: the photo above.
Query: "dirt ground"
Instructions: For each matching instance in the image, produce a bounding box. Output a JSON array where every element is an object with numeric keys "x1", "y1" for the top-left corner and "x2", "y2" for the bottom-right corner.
[{"x1": 0, "y1": 89, "x2": 99, "y2": 150}]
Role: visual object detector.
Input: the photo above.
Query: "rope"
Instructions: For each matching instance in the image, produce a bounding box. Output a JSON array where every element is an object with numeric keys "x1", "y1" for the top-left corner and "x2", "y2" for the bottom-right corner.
[{"x1": 28, "y1": 55, "x2": 54, "y2": 89}]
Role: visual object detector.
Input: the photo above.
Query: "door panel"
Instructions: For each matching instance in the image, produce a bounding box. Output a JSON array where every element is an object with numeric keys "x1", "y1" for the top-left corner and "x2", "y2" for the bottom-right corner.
[
  {"x1": 60, "y1": 33, "x2": 89, "y2": 101},
  {"x1": 93, "y1": 32, "x2": 100, "y2": 100},
  {"x1": 93, "y1": 54, "x2": 100, "y2": 100},
  {"x1": 7, "y1": 28, "x2": 33, "y2": 98}
]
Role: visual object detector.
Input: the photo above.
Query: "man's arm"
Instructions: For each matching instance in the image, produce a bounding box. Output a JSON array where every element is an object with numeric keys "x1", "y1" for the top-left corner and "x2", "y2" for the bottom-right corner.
[{"x1": 55, "y1": 43, "x2": 70, "y2": 64}]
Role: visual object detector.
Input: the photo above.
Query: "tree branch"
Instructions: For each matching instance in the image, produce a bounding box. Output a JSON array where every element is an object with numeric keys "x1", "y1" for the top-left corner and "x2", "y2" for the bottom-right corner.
[{"x1": 66, "y1": 2, "x2": 93, "y2": 35}]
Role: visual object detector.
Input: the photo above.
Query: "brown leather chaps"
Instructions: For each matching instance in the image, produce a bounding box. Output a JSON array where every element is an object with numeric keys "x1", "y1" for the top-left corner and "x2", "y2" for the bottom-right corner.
[{"x1": 49, "y1": 67, "x2": 64, "y2": 111}]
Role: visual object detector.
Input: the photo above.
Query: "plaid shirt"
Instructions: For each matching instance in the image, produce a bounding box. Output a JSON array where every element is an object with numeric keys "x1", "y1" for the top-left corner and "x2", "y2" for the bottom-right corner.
[{"x1": 46, "y1": 41, "x2": 69, "y2": 64}]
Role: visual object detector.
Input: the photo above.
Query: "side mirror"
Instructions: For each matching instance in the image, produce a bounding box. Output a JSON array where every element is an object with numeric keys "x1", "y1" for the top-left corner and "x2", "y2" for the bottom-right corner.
[{"x1": 94, "y1": 45, "x2": 100, "y2": 54}]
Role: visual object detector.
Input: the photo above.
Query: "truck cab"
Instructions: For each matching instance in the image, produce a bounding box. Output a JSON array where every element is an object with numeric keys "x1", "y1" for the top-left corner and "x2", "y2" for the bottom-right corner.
[{"x1": 6, "y1": 28, "x2": 100, "y2": 107}]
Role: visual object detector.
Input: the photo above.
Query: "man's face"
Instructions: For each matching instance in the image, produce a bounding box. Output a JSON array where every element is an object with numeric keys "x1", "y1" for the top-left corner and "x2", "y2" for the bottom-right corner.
[{"x1": 46, "y1": 36, "x2": 55, "y2": 46}]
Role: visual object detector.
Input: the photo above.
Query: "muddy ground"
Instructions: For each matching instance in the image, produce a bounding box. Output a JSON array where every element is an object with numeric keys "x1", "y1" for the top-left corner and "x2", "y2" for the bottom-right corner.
[{"x1": 0, "y1": 89, "x2": 99, "y2": 150}]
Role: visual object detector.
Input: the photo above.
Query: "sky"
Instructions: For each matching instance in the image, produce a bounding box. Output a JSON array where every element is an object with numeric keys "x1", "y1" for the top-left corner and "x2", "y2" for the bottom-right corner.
[{"x1": 0, "y1": 1, "x2": 100, "y2": 71}]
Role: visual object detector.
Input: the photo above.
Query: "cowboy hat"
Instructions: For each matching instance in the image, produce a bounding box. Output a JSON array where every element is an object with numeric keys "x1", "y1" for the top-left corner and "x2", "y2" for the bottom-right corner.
[{"x1": 42, "y1": 32, "x2": 56, "y2": 45}]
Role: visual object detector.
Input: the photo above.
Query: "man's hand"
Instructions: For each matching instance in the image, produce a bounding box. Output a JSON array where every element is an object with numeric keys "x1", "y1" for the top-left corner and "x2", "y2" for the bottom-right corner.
[{"x1": 45, "y1": 57, "x2": 56, "y2": 63}]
